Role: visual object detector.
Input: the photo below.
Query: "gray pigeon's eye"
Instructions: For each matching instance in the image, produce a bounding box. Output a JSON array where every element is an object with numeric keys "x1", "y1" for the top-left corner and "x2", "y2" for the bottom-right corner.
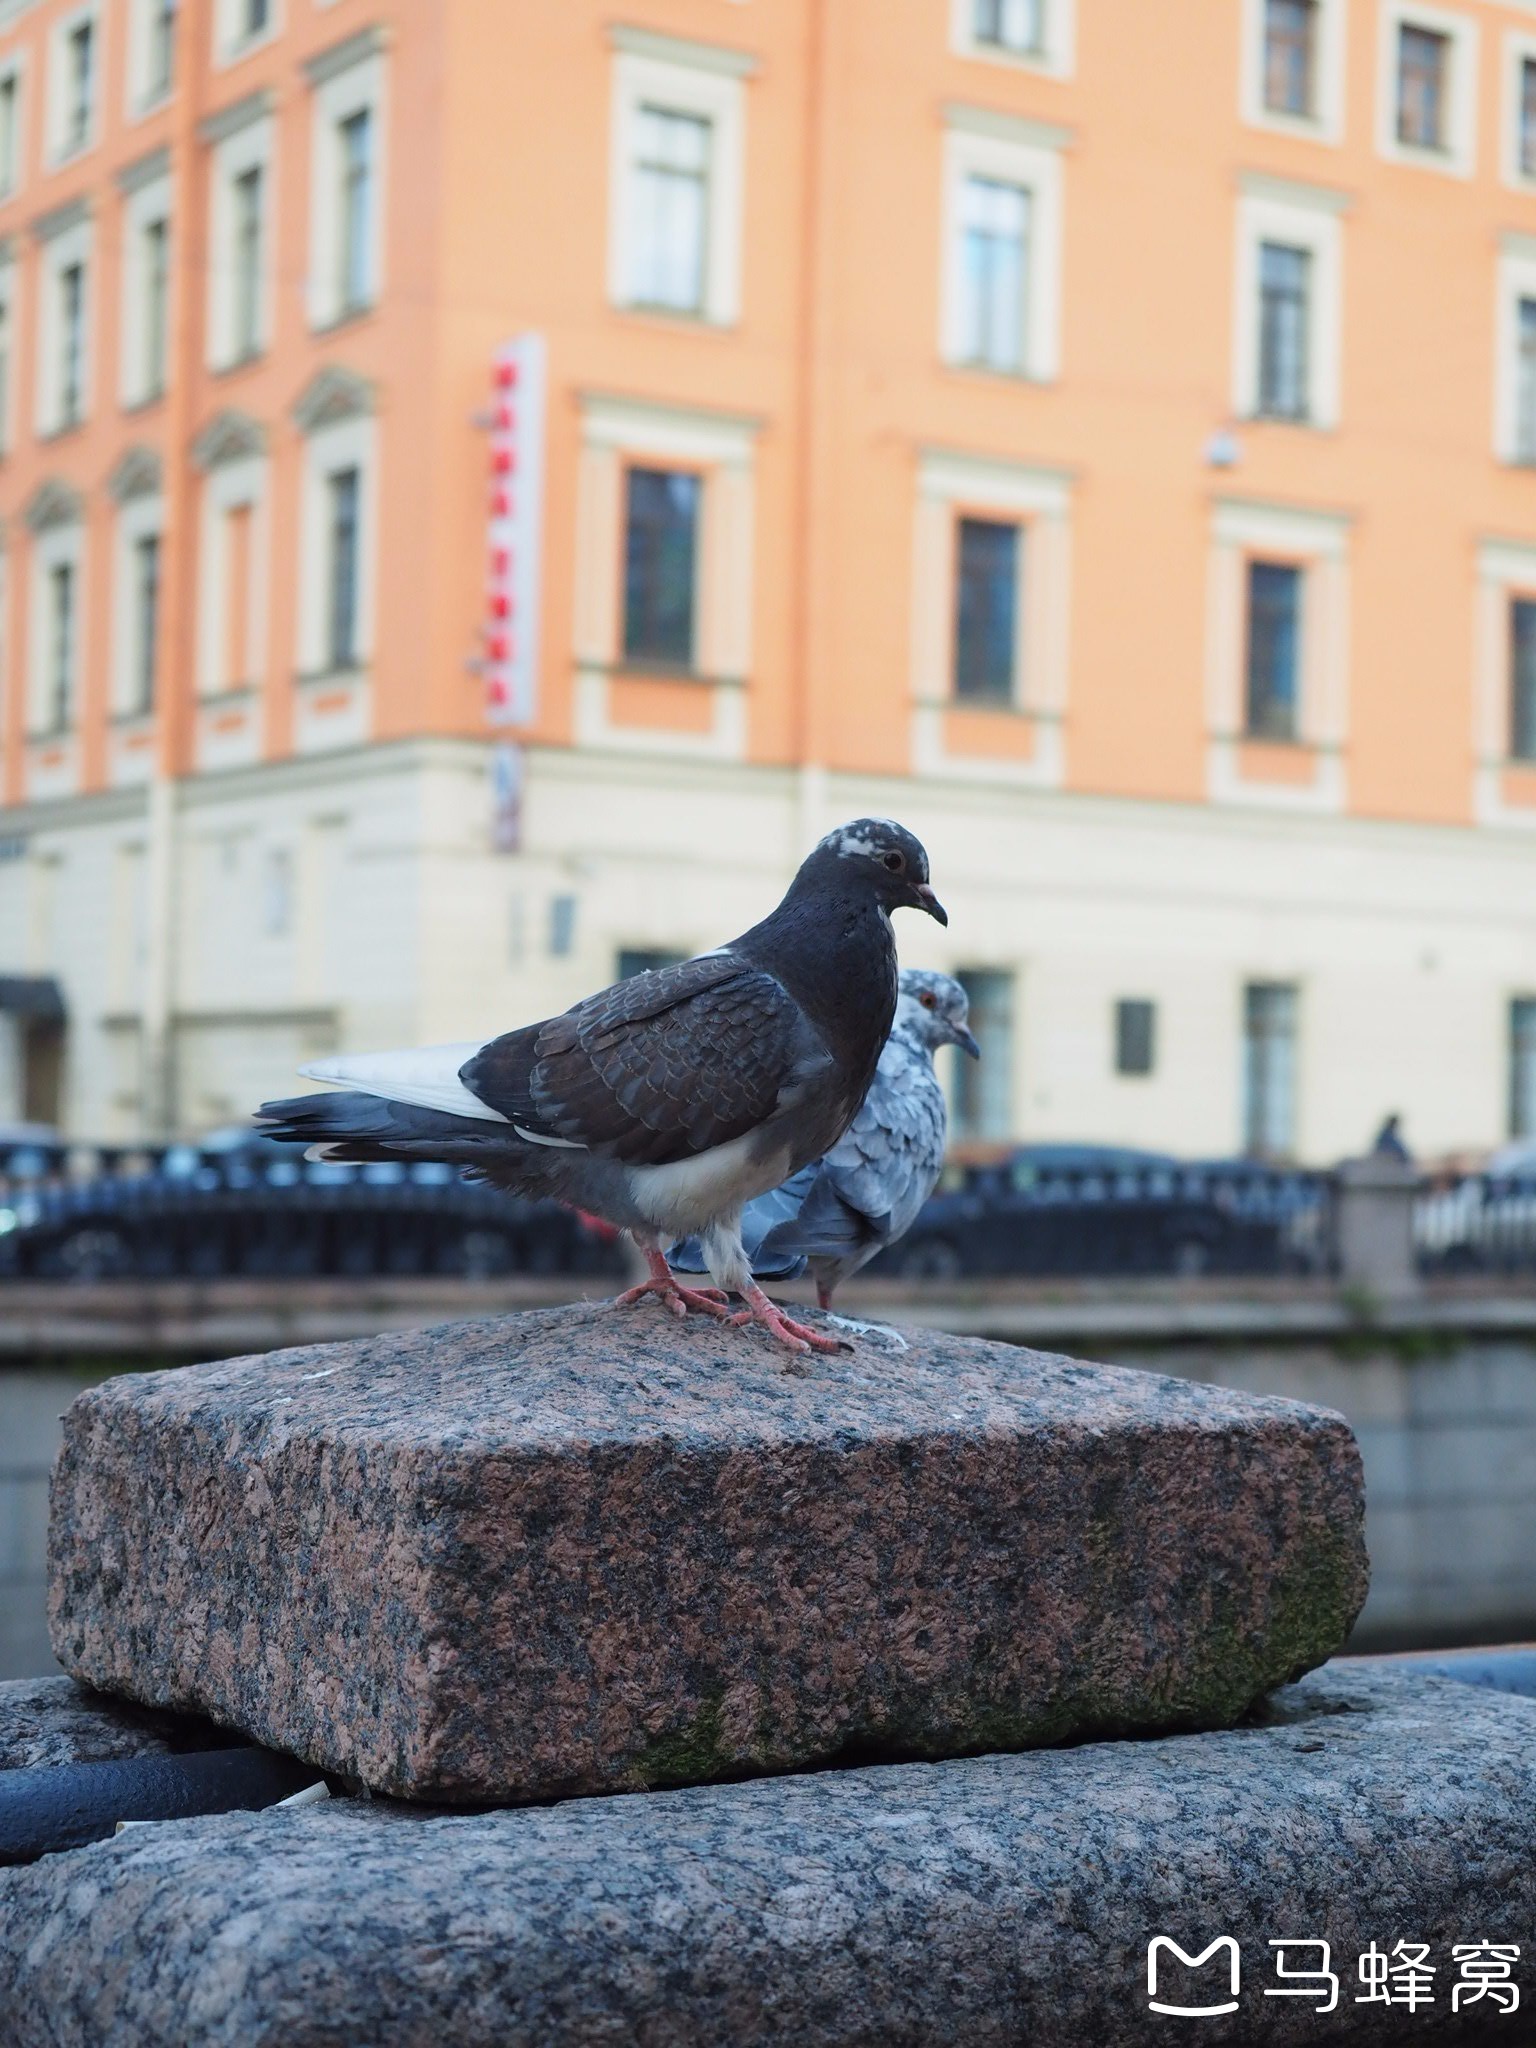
[
  {"x1": 883, "y1": 851, "x2": 904, "y2": 873},
  {"x1": 919, "y1": 991, "x2": 937, "y2": 1009}
]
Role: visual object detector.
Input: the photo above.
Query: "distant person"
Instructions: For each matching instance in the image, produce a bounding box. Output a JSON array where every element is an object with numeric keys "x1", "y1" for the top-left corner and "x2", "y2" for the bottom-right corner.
[{"x1": 1371, "y1": 1113, "x2": 1411, "y2": 1162}]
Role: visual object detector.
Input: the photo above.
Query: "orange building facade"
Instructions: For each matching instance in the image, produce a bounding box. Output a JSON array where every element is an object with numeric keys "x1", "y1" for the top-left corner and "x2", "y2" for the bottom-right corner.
[{"x1": 2, "y1": 0, "x2": 1536, "y2": 1158}]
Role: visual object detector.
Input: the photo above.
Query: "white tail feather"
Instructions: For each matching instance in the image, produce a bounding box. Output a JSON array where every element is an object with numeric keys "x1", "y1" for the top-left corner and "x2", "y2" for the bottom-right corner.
[{"x1": 299, "y1": 1042, "x2": 510, "y2": 1124}]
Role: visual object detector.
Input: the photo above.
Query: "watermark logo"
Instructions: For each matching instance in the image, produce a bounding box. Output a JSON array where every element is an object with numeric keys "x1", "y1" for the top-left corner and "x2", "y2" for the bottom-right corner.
[{"x1": 1146, "y1": 1937, "x2": 1240, "y2": 2017}]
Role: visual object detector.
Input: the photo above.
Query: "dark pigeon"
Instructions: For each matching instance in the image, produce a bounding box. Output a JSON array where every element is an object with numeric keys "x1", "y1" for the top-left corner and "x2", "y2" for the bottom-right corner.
[
  {"x1": 256, "y1": 819, "x2": 946, "y2": 1355},
  {"x1": 669, "y1": 969, "x2": 977, "y2": 1307}
]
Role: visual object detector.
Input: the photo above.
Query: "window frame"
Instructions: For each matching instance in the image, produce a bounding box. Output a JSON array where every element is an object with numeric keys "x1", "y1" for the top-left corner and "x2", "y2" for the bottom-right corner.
[
  {"x1": 306, "y1": 44, "x2": 387, "y2": 331},
  {"x1": 940, "y1": 113, "x2": 1065, "y2": 383},
  {"x1": 951, "y1": 967, "x2": 1015, "y2": 1143},
  {"x1": 214, "y1": 0, "x2": 280, "y2": 69},
  {"x1": 0, "y1": 258, "x2": 16, "y2": 457},
  {"x1": 27, "y1": 517, "x2": 85, "y2": 738},
  {"x1": 295, "y1": 409, "x2": 377, "y2": 683},
  {"x1": 119, "y1": 169, "x2": 172, "y2": 409},
  {"x1": 1504, "y1": 31, "x2": 1536, "y2": 193},
  {"x1": 1241, "y1": 0, "x2": 1346, "y2": 142},
  {"x1": 1232, "y1": 180, "x2": 1344, "y2": 430},
  {"x1": 1510, "y1": 595, "x2": 1536, "y2": 764},
  {"x1": 1243, "y1": 556, "x2": 1305, "y2": 742},
  {"x1": 0, "y1": 53, "x2": 27, "y2": 199},
  {"x1": 1495, "y1": 236, "x2": 1536, "y2": 467},
  {"x1": 950, "y1": 0, "x2": 1075, "y2": 80},
  {"x1": 1114, "y1": 998, "x2": 1157, "y2": 1079},
  {"x1": 1241, "y1": 980, "x2": 1300, "y2": 1160},
  {"x1": 1510, "y1": 996, "x2": 1536, "y2": 1139},
  {"x1": 608, "y1": 39, "x2": 747, "y2": 329},
  {"x1": 952, "y1": 509, "x2": 1025, "y2": 707},
  {"x1": 111, "y1": 489, "x2": 164, "y2": 720},
  {"x1": 47, "y1": 5, "x2": 100, "y2": 166},
  {"x1": 206, "y1": 113, "x2": 275, "y2": 371},
  {"x1": 126, "y1": 0, "x2": 177, "y2": 116},
  {"x1": 196, "y1": 451, "x2": 269, "y2": 698},
  {"x1": 1376, "y1": 0, "x2": 1478, "y2": 178},
  {"x1": 34, "y1": 214, "x2": 93, "y2": 439}
]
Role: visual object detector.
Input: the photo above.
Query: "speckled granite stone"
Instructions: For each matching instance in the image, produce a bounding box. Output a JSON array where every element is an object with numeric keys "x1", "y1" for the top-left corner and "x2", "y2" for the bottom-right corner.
[
  {"x1": 0, "y1": 1667, "x2": 1528, "y2": 2047},
  {"x1": 0, "y1": 1677, "x2": 229, "y2": 1771},
  {"x1": 48, "y1": 1304, "x2": 1367, "y2": 1801}
]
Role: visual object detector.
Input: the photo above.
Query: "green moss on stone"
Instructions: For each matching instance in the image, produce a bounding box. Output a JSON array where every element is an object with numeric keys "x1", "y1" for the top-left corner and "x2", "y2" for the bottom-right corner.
[{"x1": 630, "y1": 1690, "x2": 732, "y2": 1789}]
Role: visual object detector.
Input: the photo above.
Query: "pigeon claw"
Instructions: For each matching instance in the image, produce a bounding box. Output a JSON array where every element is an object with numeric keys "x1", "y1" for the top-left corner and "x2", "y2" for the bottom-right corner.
[
  {"x1": 616, "y1": 1253, "x2": 735, "y2": 1325},
  {"x1": 731, "y1": 1281, "x2": 851, "y2": 1357}
]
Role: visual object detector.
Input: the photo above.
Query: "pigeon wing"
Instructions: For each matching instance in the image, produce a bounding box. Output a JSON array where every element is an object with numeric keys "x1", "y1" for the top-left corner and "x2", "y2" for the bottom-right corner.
[{"x1": 463, "y1": 954, "x2": 828, "y2": 1167}]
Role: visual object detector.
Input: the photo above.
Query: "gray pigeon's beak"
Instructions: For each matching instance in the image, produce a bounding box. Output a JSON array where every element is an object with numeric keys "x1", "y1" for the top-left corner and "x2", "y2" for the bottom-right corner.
[
  {"x1": 953, "y1": 1025, "x2": 982, "y2": 1059},
  {"x1": 913, "y1": 883, "x2": 948, "y2": 927}
]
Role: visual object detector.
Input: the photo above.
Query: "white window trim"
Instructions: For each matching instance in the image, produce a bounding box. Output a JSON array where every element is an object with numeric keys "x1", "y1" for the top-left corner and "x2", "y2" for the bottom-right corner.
[
  {"x1": 1495, "y1": 234, "x2": 1536, "y2": 467},
  {"x1": 0, "y1": 50, "x2": 28, "y2": 198},
  {"x1": 607, "y1": 45, "x2": 746, "y2": 328},
  {"x1": 295, "y1": 412, "x2": 377, "y2": 678},
  {"x1": 948, "y1": 0, "x2": 1076, "y2": 80},
  {"x1": 0, "y1": 257, "x2": 16, "y2": 456},
  {"x1": 119, "y1": 171, "x2": 172, "y2": 408},
  {"x1": 27, "y1": 518, "x2": 84, "y2": 737},
  {"x1": 940, "y1": 111, "x2": 1066, "y2": 383},
  {"x1": 196, "y1": 453, "x2": 269, "y2": 697},
  {"x1": 909, "y1": 447, "x2": 1072, "y2": 789},
  {"x1": 573, "y1": 393, "x2": 757, "y2": 760},
  {"x1": 1205, "y1": 497, "x2": 1351, "y2": 813},
  {"x1": 1232, "y1": 178, "x2": 1345, "y2": 430},
  {"x1": 214, "y1": 0, "x2": 280, "y2": 71},
  {"x1": 34, "y1": 215, "x2": 93, "y2": 437},
  {"x1": 1502, "y1": 29, "x2": 1536, "y2": 191},
  {"x1": 1376, "y1": 0, "x2": 1478, "y2": 179},
  {"x1": 110, "y1": 492, "x2": 163, "y2": 719},
  {"x1": 46, "y1": 3, "x2": 100, "y2": 167},
  {"x1": 306, "y1": 49, "x2": 386, "y2": 330},
  {"x1": 1475, "y1": 537, "x2": 1536, "y2": 827},
  {"x1": 125, "y1": 0, "x2": 174, "y2": 117},
  {"x1": 1239, "y1": 0, "x2": 1347, "y2": 144},
  {"x1": 206, "y1": 115, "x2": 275, "y2": 370}
]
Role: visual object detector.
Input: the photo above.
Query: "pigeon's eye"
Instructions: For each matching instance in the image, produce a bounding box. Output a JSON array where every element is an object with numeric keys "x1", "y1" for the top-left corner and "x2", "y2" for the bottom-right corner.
[
  {"x1": 883, "y1": 850, "x2": 905, "y2": 873},
  {"x1": 919, "y1": 991, "x2": 937, "y2": 1010}
]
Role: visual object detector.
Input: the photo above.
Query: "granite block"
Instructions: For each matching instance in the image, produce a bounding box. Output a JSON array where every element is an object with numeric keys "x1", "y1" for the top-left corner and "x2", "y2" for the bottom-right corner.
[
  {"x1": 0, "y1": 1666, "x2": 1528, "y2": 2047},
  {"x1": 0, "y1": 1676, "x2": 230, "y2": 1773},
  {"x1": 48, "y1": 1304, "x2": 1368, "y2": 1801}
]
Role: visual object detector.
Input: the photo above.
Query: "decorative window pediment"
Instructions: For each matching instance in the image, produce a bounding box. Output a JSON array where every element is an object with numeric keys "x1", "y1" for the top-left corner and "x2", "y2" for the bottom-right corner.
[
  {"x1": 291, "y1": 364, "x2": 375, "y2": 434},
  {"x1": 192, "y1": 407, "x2": 267, "y2": 470},
  {"x1": 108, "y1": 443, "x2": 163, "y2": 502},
  {"x1": 24, "y1": 477, "x2": 84, "y2": 531}
]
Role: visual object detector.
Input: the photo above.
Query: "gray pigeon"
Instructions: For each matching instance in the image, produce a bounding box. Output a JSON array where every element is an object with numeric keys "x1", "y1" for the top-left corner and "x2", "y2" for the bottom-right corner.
[
  {"x1": 669, "y1": 969, "x2": 977, "y2": 1307},
  {"x1": 256, "y1": 819, "x2": 947, "y2": 1356}
]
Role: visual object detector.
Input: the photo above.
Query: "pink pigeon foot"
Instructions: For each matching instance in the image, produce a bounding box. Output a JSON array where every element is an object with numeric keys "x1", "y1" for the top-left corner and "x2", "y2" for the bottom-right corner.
[
  {"x1": 616, "y1": 1247, "x2": 735, "y2": 1322},
  {"x1": 729, "y1": 1279, "x2": 850, "y2": 1356}
]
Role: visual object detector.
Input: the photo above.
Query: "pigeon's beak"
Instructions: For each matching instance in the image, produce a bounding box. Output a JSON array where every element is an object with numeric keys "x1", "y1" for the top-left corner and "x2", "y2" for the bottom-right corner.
[
  {"x1": 912, "y1": 882, "x2": 948, "y2": 927},
  {"x1": 952, "y1": 1025, "x2": 982, "y2": 1060}
]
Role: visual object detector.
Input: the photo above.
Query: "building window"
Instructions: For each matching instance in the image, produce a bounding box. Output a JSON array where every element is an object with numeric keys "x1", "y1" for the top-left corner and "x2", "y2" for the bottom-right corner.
[
  {"x1": 957, "y1": 175, "x2": 1030, "y2": 373},
  {"x1": 1397, "y1": 23, "x2": 1448, "y2": 150},
  {"x1": 1511, "y1": 598, "x2": 1536, "y2": 761},
  {"x1": 626, "y1": 106, "x2": 710, "y2": 315},
  {"x1": 1511, "y1": 998, "x2": 1536, "y2": 1139},
  {"x1": 0, "y1": 294, "x2": 11, "y2": 456},
  {"x1": 0, "y1": 69, "x2": 20, "y2": 194},
  {"x1": 150, "y1": 0, "x2": 176, "y2": 98},
  {"x1": 1521, "y1": 56, "x2": 1536, "y2": 178},
  {"x1": 1516, "y1": 299, "x2": 1536, "y2": 465},
  {"x1": 326, "y1": 466, "x2": 360, "y2": 671},
  {"x1": 608, "y1": 38, "x2": 748, "y2": 329},
  {"x1": 954, "y1": 516, "x2": 1020, "y2": 703},
  {"x1": 549, "y1": 894, "x2": 577, "y2": 958},
  {"x1": 617, "y1": 948, "x2": 687, "y2": 981},
  {"x1": 143, "y1": 217, "x2": 169, "y2": 397},
  {"x1": 58, "y1": 263, "x2": 85, "y2": 428},
  {"x1": 1245, "y1": 560, "x2": 1302, "y2": 740},
  {"x1": 1257, "y1": 241, "x2": 1311, "y2": 420},
  {"x1": 974, "y1": 0, "x2": 1043, "y2": 57},
  {"x1": 47, "y1": 560, "x2": 76, "y2": 731},
  {"x1": 245, "y1": 0, "x2": 270, "y2": 39},
  {"x1": 1115, "y1": 999, "x2": 1156, "y2": 1078},
  {"x1": 623, "y1": 467, "x2": 699, "y2": 668},
  {"x1": 1242, "y1": 981, "x2": 1297, "y2": 1157},
  {"x1": 1264, "y1": 0, "x2": 1317, "y2": 115},
  {"x1": 130, "y1": 531, "x2": 160, "y2": 716},
  {"x1": 232, "y1": 166, "x2": 264, "y2": 360},
  {"x1": 337, "y1": 109, "x2": 373, "y2": 314},
  {"x1": 63, "y1": 18, "x2": 93, "y2": 155},
  {"x1": 953, "y1": 969, "x2": 1013, "y2": 1141}
]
